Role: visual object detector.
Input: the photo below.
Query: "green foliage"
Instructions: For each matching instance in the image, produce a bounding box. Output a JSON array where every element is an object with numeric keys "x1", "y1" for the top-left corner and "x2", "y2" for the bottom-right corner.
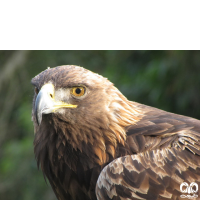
[{"x1": 0, "y1": 50, "x2": 200, "y2": 200}]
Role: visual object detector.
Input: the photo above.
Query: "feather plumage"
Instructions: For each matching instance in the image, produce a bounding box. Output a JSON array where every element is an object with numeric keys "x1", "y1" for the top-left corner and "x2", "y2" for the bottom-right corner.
[{"x1": 32, "y1": 65, "x2": 200, "y2": 200}]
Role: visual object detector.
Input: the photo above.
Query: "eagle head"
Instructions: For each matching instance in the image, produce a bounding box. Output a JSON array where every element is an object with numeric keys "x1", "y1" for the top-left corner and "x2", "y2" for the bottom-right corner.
[{"x1": 31, "y1": 65, "x2": 141, "y2": 169}]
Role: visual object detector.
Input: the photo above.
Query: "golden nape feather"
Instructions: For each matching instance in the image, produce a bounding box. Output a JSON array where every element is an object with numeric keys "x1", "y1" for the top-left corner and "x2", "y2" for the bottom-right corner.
[{"x1": 31, "y1": 65, "x2": 200, "y2": 200}]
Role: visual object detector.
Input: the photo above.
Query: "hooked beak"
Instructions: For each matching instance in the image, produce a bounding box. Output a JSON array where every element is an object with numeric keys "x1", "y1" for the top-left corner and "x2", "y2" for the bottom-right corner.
[{"x1": 35, "y1": 83, "x2": 77, "y2": 125}]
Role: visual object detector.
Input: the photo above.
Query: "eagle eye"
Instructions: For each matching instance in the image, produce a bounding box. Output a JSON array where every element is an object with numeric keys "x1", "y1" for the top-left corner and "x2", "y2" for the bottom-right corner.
[{"x1": 71, "y1": 86, "x2": 85, "y2": 97}]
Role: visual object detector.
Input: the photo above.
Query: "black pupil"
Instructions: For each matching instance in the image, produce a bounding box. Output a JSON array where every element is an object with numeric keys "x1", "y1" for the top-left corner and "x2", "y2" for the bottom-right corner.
[{"x1": 75, "y1": 88, "x2": 82, "y2": 94}]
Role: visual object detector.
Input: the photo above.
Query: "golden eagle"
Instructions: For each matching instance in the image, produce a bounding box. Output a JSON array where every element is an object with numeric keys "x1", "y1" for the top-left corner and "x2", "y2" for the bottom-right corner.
[{"x1": 32, "y1": 65, "x2": 200, "y2": 200}]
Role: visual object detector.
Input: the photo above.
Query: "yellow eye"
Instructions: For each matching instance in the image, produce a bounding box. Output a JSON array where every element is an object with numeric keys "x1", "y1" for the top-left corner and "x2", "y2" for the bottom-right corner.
[{"x1": 70, "y1": 86, "x2": 85, "y2": 97}]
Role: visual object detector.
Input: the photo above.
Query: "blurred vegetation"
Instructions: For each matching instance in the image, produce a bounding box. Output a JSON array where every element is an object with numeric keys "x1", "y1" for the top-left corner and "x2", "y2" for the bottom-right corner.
[{"x1": 0, "y1": 50, "x2": 200, "y2": 200}]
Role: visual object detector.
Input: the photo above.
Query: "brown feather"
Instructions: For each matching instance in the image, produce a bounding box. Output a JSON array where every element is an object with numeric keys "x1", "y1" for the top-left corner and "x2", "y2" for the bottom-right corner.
[{"x1": 32, "y1": 65, "x2": 200, "y2": 200}]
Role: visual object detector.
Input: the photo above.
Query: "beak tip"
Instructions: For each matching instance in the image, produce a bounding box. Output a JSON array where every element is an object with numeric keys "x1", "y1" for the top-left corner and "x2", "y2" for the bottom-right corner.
[{"x1": 35, "y1": 110, "x2": 42, "y2": 126}]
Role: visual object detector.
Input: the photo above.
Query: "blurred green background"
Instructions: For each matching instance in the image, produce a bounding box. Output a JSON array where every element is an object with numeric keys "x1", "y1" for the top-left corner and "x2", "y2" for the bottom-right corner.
[{"x1": 1, "y1": 50, "x2": 200, "y2": 200}]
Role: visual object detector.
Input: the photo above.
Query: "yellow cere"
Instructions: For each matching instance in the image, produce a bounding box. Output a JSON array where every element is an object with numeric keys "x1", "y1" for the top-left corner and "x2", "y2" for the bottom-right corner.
[{"x1": 52, "y1": 101, "x2": 77, "y2": 112}]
